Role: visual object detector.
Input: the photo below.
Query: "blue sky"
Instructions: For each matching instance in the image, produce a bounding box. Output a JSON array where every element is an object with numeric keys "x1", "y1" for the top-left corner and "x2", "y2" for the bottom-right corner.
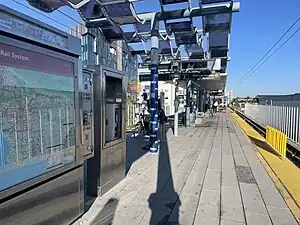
[{"x1": 1, "y1": 0, "x2": 300, "y2": 97}]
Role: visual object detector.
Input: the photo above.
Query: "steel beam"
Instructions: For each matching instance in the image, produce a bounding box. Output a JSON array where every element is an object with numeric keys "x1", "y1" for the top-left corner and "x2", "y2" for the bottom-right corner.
[
  {"x1": 174, "y1": 80, "x2": 179, "y2": 136},
  {"x1": 137, "y1": 2, "x2": 240, "y2": 21}
]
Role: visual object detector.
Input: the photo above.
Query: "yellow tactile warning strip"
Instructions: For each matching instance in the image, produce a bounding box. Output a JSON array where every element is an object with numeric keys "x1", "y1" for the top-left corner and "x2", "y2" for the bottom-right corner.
[{"x1": 230, "y1": 110, "x2": 300, "y2": 223}]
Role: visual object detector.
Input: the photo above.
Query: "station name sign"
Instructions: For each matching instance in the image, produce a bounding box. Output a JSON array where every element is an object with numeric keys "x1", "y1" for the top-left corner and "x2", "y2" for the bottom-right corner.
[{"x1": 0, "y1": 10, "x2": 68, "y2": 49}]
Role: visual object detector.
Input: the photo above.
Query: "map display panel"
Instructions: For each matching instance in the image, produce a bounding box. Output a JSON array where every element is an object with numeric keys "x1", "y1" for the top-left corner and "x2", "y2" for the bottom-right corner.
[{"x1": 0, "y1": 43, "x2": 76, "y2": 191}]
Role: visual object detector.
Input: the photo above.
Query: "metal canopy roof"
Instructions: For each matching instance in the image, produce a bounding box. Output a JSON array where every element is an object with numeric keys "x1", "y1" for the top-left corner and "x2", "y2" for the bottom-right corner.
[
  {"x1": 101, "y1": 26, "x2": 123, "y2": 40},
  {"x1": 203, "y1": 13, "x2": 231, "y2": 33},
  {"x1": 209, "y1": 31, "x2": 229, "y2": 49},
  {"x1": 27, "y1": 0, "x2": 240, "y2": 90},
  {"x1": 209, "y1": 30, "x2": 229, "y2": 58},
  {"x1": 167, "y1": 21, "x2": 194, "y2": 33},
  {"x1": 105, "y1": 3, "x2": 132, "y2": 17},
  {"x1": 135, "y1": 21, "x2": 152, "y2": 34},
  {"x1": 200, "y1": 0, "x2": 230, "y2": 5},
  {"x1": 174, "y1": 32, "x2": 198, "y2": 45},
  {"x1": 27, "y1": 0, "x2": 65, "y2": 12},
  {"x1": 185, "y1": 44, "x2": 204, "y2": 59},
  {"x1": 161, "y1": 0, "x2": 189, "y2": 5},
  {"x1": 78, "y1": 1, "x2": 104, "y2": 20}
]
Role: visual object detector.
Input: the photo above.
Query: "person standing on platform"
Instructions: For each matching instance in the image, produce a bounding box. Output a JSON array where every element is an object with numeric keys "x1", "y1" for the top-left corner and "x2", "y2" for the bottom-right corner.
[
  {"x1": 213, "y1": 100, "x2": 218, "y2": 113},
  {"x1": 140, "y1": 90, "x2": 150, "y2": 137}
]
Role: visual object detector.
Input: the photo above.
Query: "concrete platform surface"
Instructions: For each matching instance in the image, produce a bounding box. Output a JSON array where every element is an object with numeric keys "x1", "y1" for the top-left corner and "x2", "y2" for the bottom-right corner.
[{"x1": 73, "y1": 113, "x2": 298, "y2": 225}]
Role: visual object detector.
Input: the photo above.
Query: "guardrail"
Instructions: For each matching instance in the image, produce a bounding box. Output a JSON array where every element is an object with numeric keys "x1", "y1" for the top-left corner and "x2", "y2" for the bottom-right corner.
[
  {"x1": 230, "y1": 107, "x2": 300, "y2": 165},
  {"x1": 266, "y1": 126, "x2": 287, "y2": 158}
]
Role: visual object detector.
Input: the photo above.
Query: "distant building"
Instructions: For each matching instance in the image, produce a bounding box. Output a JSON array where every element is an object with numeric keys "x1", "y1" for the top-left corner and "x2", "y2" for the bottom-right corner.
[
  {"x1": 225, "y1": 89, "x2": 234, "y2": 104},
  {"x1": 256, "y1": 93, "x2": 300, "y2": 107}
]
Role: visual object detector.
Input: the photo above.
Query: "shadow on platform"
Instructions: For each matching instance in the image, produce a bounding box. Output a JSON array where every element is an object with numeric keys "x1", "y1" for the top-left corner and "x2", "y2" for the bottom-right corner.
[
  {"x1": 248, "y1": 136, "x2": 282, "y2": 157},
  {"x1": 147, "y1": 124, "x2": 181, "y2": 225},
  {"x1": 93, "y1": 123, "x2": 182, "y2": 224},
  {"x1": 90, "y1": 198, "x2": 119, "y2": 225},
  {"x1": 125, "y1": 132, "x2": 149, "y2": 175}
]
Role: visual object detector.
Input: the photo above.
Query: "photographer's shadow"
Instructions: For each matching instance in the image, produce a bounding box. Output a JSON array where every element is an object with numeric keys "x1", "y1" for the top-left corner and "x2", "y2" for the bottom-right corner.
[{"x1": 147, "y1": 124, "x2": 181, "y2": 225}]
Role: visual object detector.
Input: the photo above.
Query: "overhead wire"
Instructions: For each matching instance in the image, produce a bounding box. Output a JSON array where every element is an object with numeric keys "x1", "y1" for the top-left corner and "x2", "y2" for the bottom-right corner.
[
  {"x1": 240, "y1": 25, "x2": 300, "y2": 84},
  {"x1": 240, "y1": 16, "x2": 300, "y2": 83}
]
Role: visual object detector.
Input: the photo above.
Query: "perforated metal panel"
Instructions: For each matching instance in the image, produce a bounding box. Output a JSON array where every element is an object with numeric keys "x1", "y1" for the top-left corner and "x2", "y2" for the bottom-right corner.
[
  {"x1": 189, "y1": 51, "x2": 204, "y2": 59},
  {"x1": 105, "y1": 2, "x2": 132, "y2": 17},
  {"x1": 167, "y1": 21, "x2": 193, "y2": 33},
  {"x1": 79, "y1": 1, "x2": 104, "y2": 20},
  {"x1": 185, "y1": 43, "x2": 203, "y2": 53},
  {"x1": 98, "y1": 0, "x2": 128, "y2": 4},
  {"x1": 161, "y1": 0, "x2": 189, "y2": 5},
  {"x1": 68, "y1": 0, "x2": 87, "y2": 3},
  {"x1": 101, "y1": 27, "x2": 123, "y2": 40},
  {"x1": 203, "y1": 13, "x2": 231, "y2": 33},
  {"x1": 160, "y1": 48, "x2": 178, "y2": 55},
  {"x1": 130, "y1": 49, "x2": 147, "y2": 55},
  {"x1": 159, "y1": 40, "x2": 171, "y2": 49},
  {"x1": 135, "y1": 21, "x2": 151, "y2": 33},
  {"x1": 86, "y1": 20, "x2": 112, "y2": 28},
  {"x1": 209, "y1": 31, "x2": 228, "y2": 49},
  {"x1": 200, "y1": 0, "x2": 230, "y2": 4},
  {"x1": 185, "y1": 44, "x2": 204, "y2": 59},
  {"x1": 174, "y1": 32, "x2": 197, "y2": 45},
  {"x1": 211, "y1": 49, "x2": 227, "y2": 58},
  {"x1": 27, "y1": 0, "x2": 68, "y2": 13}
]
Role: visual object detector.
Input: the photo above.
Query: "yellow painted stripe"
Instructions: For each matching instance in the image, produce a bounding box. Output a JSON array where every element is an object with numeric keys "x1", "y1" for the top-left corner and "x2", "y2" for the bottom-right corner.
[{"x1": 230, "y1": 111, "x2": 300, "y2": 223}]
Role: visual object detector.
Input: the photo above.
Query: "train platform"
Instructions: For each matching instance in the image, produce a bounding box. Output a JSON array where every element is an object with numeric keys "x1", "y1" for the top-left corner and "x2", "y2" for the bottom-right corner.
[{"x1": 74, "y1": 113, "x2": 299, "y2": 225}]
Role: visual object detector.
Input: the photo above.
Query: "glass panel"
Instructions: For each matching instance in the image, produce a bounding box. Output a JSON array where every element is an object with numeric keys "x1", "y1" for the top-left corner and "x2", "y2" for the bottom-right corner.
[
  {"x1": 209, "y1": 31, "x2": 228, "y2": 49},
  {"x1": 105, "y1": 76, "x2": 122, "y2": 143},
  {"x1": 0, "y1": 43, "x2": 76, "y2": 191},
  {"x1": 135, "y1": 21, "x2": 151, "y2": 33},
  {"x1": 105, "y1": 3, "x2": 132, "y2": 17}
]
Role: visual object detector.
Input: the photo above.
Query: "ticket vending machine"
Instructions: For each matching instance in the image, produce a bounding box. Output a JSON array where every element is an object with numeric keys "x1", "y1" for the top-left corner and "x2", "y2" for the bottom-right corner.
[
  {"x1": 79, "y1": 69, "x2": 95, "y2": 205},
  {"x1": 85, "y1": 65, "x2": 126, "y2": 199}
]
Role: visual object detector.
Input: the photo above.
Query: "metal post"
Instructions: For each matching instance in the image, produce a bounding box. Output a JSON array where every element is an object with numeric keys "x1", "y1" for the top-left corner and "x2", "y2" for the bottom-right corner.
[
  {"x1": 198, "y1": 89, "x2": 202, "y2": 112},
  {"x1": 185, "y1": 83, "x2": 190, "y2": 127},
  {"x1": 149, "y1": 17, "x2": 159, "y2": 153},
  {"x1": 174, "y1": 81, "x2": 179, "y2": 136},
  {"x1": 160, "y1": 92, "x2": 165, "y2": 111},
  {"x1": 160, "y1": 92, "x2": 166, "y2": 141}
]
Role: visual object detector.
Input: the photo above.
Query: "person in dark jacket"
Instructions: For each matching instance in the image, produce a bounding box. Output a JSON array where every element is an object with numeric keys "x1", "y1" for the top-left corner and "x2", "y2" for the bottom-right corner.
[{"x1": 146, "y1": 98, "x2": 167, "y2": 125}]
